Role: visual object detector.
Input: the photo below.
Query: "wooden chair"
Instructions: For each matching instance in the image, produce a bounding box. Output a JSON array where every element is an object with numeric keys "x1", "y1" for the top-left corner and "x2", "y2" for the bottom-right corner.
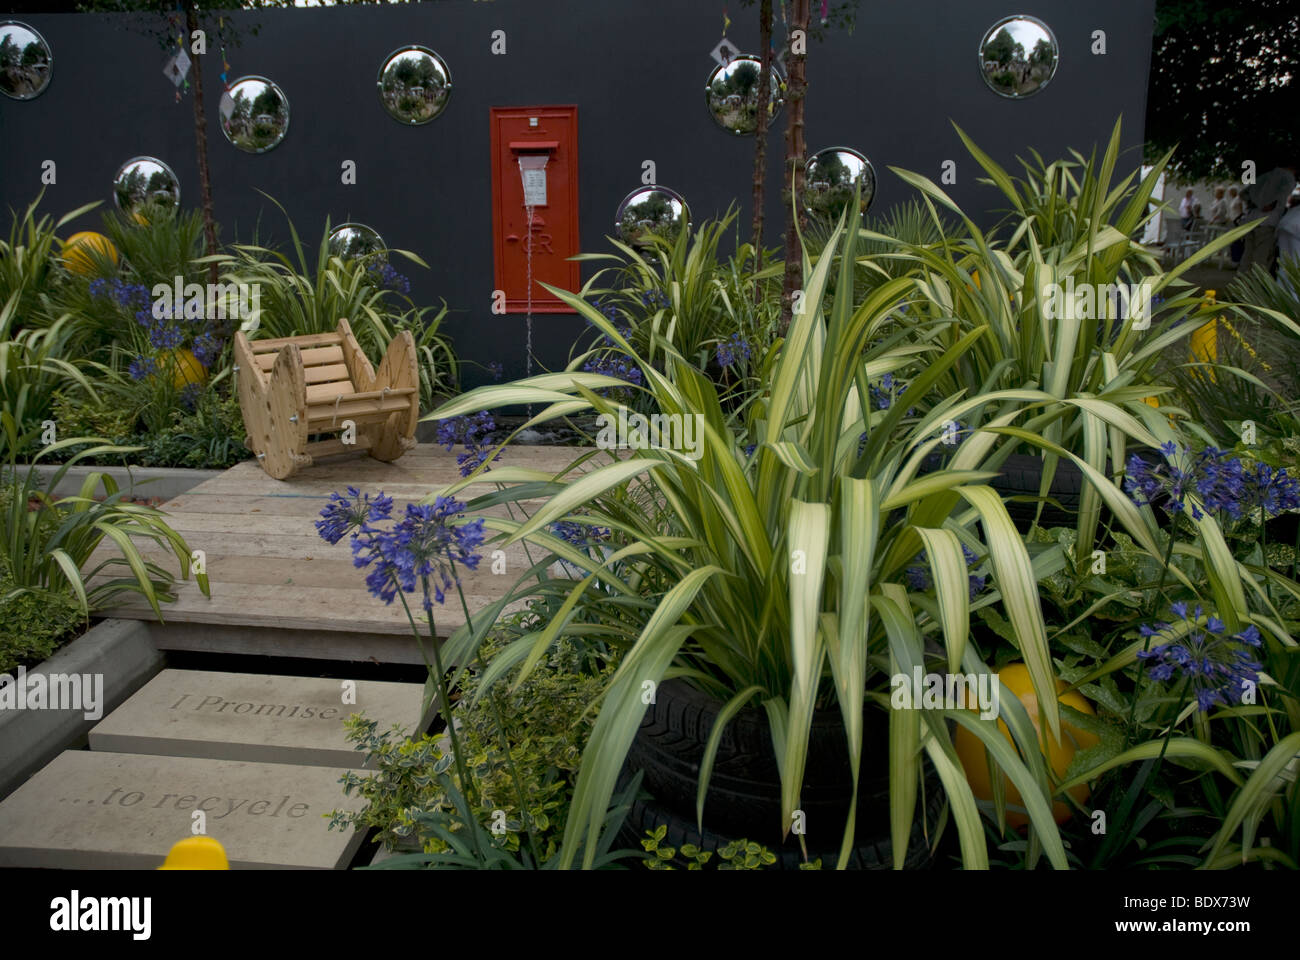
[{"x1": 234, "y1": 318, "x2": 419, "y2": 479}]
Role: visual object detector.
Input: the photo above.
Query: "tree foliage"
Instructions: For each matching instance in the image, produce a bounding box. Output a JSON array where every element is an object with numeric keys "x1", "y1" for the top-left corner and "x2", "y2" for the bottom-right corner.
[{"x1": 1146, "y1": 0, "x2": 1300, "y2": 180}]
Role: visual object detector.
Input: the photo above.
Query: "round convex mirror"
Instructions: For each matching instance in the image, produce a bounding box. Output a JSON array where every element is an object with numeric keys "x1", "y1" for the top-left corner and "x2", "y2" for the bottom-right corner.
[
  {"x1": 704, "y1": 55, "x2": 783, "y2": 135},
  {"x1": 112, "y1": 157, "x2": 180, "y2": 220},
  {"x1": 0, "y1": 21, "x2": 52, "y2": 100},
  {"x1": 377, "y1": 46, "x2": 452, "y2": 124},
  {"x1": 805, "y1": 147, "x2": 877, "y2": 220},
  {"x1": 979, "y1": 15, "x2": 1059, "y2": 99},
  {"x1": 327, "y1": 223, "x2": 385, "y2": 260},
  {"x1": 219, "y1": 76, "x2": 290, "y2": 153},
  {"x1": 615, "y1": 187, "x2": 689, "y2": 247}
]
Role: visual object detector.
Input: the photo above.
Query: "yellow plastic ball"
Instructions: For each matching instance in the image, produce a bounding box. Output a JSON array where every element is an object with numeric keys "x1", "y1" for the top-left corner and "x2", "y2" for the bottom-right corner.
[
  {"x1": 158, "y1": 836, "x2": 229, "y2": 870},
  {"x1": 161, "y1": 348, "x2": 208, "y2": 390},
  {"x1": 953, "y1": 662, "x2": 1099, "y2": 827},
  {"x1": 62, "y1": 231, "x2": 118, "y2": 276}
]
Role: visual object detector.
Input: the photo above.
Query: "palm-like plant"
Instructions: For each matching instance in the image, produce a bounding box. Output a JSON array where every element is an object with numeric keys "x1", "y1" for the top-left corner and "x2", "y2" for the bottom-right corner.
[
  {"x1": 0, "y1": 292, "x2": 101, "y2": 460},
  {"x1": 0, "y1": 414, "x2": 210, "y2": 618},
  {"x1": 426, "y1": 189, "x2": 1190, "y2": 869},
  {"x1": 866, "y1": 120, "x2": 1297, "y2": 564},
  {"x1": 219, "y1": 196, "x2": 457, "y2": 406},
  {"x1": 0, "y1": 193, "x2": 99, "y2": 332}
]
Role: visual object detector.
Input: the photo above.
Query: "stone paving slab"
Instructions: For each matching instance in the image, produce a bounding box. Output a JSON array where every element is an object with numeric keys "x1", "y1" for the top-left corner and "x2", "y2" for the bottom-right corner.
[
  {"x1": 0, "y1": 751, "x2": 364, "y2": 869},
  {"x1": 89, "y1": 669, "x2": 425, "y2": 767}
]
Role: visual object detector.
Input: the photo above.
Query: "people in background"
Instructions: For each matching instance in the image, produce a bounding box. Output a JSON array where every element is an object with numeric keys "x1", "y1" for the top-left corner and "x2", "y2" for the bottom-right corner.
[
  {"x1": 1180, "y1": 189, "x2": 1198, "y2": 230},
  {"x1": 1208, "y1": 187, "x2": 1228, "y2": 224},
  {"x1": 1278, "y1": 203, "x2": 1300, "y2": 295},
  {"x1": 1278, "y1": 203, "x2": 1300, "y2": 263},
  {"x1": 1228, "y1": 186, "x2": 1245, "y2": 222},
  {"x1": 1239, "y1": 161, "x2": 1300, "y2": 274}
]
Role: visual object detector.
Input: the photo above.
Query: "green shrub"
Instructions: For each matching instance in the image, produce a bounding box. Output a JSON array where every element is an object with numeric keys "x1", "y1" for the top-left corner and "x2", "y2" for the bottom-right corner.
[
  {"x1": 330, "y1": 635, "x2": 617, "y2": 864},
  {"x1": 639, "y1": 825, "x2": 819, "y2": 870},
  {"x1": 0, "y1": 582, "x2": 83, "y2": 673}
]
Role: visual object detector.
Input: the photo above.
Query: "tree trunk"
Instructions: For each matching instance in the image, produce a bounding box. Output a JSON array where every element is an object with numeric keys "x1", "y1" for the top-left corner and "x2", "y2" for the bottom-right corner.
[
  {"x1": 750, "y1": 0, "x2": 773, "y2": 296},
  {"x1": 185, "y1": 3, "x2": 220, "y2": 289},
  {"x1": 778, "y1": 0, "x2": 810, "y2": 334}
]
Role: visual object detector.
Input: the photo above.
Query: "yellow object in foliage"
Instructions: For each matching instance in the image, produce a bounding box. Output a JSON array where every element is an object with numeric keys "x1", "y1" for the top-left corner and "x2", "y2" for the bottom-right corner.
[
  {"x1": 158, "y1": 836, "x2": 229, "y2": 870},
  {"x1": 952, "y1": 662, "x2": 1099, "y2": 828},
  {"x1": 1190, "y1": 289, "x2": 1218, "y2": 378},
  {"x1": 162, "y1": 348, "x2": 207, "y2": 390},
  {"x1": 62, "y1": 232, "x2": 118, "y2": 275}
]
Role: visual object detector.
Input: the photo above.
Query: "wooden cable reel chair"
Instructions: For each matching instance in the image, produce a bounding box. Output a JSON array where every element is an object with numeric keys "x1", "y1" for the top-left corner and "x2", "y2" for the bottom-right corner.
[{"x1": 234, "y1": 318, "x2": 419, "y2": 479}]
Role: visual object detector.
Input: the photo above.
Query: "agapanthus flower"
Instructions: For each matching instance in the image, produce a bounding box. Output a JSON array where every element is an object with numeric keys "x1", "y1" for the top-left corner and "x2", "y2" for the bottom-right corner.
[
  {"x1": 1136, "y1": 603, "x2": 1264, "y2": 711},
  {"x1": 639, "y1": 289, "x2": 670, "y2": 310},
  {"x1": 351, "y1": 498, "x2": 486, "y2": 609},
  {"x1": 716, "y1": 333, "x2": 752, "y2": 369},
  {"x1": 549, "y1": 519, "x2": 610, "y2": 550},
  {"x1": 191, "y1": 331, "x2": 222, "y2": 368},
  {"x1": 148, "y1": 322, "x2": 184, "y2": 350},
  {"x1": 179, "y1": 381, "x2": 203, "y2": 410},
  {"x1": 315, "y1": 486, "x2": 394, "y2": 545},
  {"x1": 869, "y1": 373, "x2": 912, "y2": 412},
  {"x1": 127, "y1": 354, "x2": 157, "y2": 382},
  {"x1": 1242, "y1": 462, "x2": 1300, "y2": 519},
  {"x1": 366, "y1": 261, "x2": 411, "y2": 295},
  {"x1": 1125, "y1": 443, "x2": 1248, "y2": 521},
  {"x1": 435, "y1": 412, "x2": 501, "y2": 477},
  {"x1": 93, "y1": 278, "x2": 151, "y2": 310},
  {"x1": 582, "y1": 354, "x2": 644, "y2": 392}
]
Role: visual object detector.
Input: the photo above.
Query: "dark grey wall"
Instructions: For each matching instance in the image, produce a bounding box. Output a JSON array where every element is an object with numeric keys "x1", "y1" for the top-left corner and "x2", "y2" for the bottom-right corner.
[{"x1": 1, "y1": 0, "x2": 1154, "y2": 388}]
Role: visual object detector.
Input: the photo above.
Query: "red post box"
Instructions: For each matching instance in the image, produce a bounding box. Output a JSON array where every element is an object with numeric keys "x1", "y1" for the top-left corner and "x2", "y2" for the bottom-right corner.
[{"x1": 490, "y1": 105, "x2": 580, "y2": 313}]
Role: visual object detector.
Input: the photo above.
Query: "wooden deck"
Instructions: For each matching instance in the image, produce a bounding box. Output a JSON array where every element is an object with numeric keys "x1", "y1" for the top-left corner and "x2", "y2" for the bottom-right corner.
[{"x1": 90, "y1": 445, "x2": 596, "y2": 663}]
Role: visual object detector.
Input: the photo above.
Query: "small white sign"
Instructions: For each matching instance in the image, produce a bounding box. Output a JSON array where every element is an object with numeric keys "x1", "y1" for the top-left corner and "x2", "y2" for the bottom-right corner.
[
  {"x1": 163, "y1": 48, "x2": 191, "y2": 88},
  {"x1": 521, "y1": 167, "x2": 547, "y2": 207}
]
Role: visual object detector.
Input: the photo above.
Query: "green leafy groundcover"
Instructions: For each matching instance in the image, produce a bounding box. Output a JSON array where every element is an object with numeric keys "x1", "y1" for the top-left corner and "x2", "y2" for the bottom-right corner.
[{"x1": 41, "y1": 389, "x2": 249, "y2": 470}]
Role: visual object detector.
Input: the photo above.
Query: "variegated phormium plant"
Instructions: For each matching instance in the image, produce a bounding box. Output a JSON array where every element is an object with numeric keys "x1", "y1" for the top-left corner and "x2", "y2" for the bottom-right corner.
[{"x1": 425, "y1": 186, "x2": 1196, "y2": 870}]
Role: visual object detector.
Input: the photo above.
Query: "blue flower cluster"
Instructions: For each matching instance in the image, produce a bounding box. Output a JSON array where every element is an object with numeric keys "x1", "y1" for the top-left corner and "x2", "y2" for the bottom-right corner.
[
  {"x1": 716, "y1": 333, "x2": 753, "y2": 369},
  {"x1": 593, "y1": 299, "x2": 622, "y2": 323},
  {"x1": 366, "y1": 260, "x2": 411, "y2": 295},
  {"x1": 148, "y1": 323, "x2": 184, "y2": 350},
  {"x1": 316, "y1": 488, "x2": 486, "y2": 610},
  {"x1": 1136, "y1": 602, "x2": 1263, "y2": 711},
  {"x1": 1125, "y1": 442, "x2": 1300, "y2": 521},
  {"x1": 582, "y1": 354, "x2": 644, "y2": 389},
  {"x1": 90, "y1": 278, "x2": 154, "y2": 326},
  {"x1": 316, "y1": 486, "x2": 395, "y2": 545},
  {"x1": 870, "y1": 373, "x2": 914, "y2": 414},
  {"x1": 584, "y1": 303, "x2": 632, "y2": 348},
  {"x1": 89, "y1": 277, "x2": 150, "y2": 310},
  {"x1": 435, "y1": 411, "x2": 501, "y2": 477},
  {"x1": 639, "y1": 289, "x2": 670, "y2": 310},
  {"x1": 191, "y1": 331, "x2": 223, "y2": 368},
  {"x1": 904, "y1": 543, "x2": 986, "y2": 600},
  {"x1": 548, "y1": 519, "x2": 610, "y2": 550},
  {"x1": 127, "y1": 354, "x2": 157, "y2": 382},
  {"x1": 486, "y1": 360, "x2": 504, "y2": 381}
]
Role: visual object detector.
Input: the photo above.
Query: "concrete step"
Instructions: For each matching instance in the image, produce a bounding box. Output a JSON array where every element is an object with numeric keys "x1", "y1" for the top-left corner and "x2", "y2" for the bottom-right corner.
[
  {"x1": 0, "y1": 750, "x2": 366, "y2": 869},
  {"x1": 88, "y1": 669, "x2": 427, "y2": 767}
]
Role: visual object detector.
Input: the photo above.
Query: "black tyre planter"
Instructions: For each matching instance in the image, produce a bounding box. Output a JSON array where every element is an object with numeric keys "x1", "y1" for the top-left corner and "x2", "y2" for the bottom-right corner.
[
  {"x1": 621, "y1": 678, "x2": 937, "y2": 869},
  {"x1": 987, "y1": 453, "x2": 1084, "y2": 532}
]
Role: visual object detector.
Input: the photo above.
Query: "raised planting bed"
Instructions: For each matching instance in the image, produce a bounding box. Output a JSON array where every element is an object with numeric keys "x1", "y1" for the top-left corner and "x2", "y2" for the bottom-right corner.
[{"x1": 0, "y1": 618, "x2": 164, "y2": 801}]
